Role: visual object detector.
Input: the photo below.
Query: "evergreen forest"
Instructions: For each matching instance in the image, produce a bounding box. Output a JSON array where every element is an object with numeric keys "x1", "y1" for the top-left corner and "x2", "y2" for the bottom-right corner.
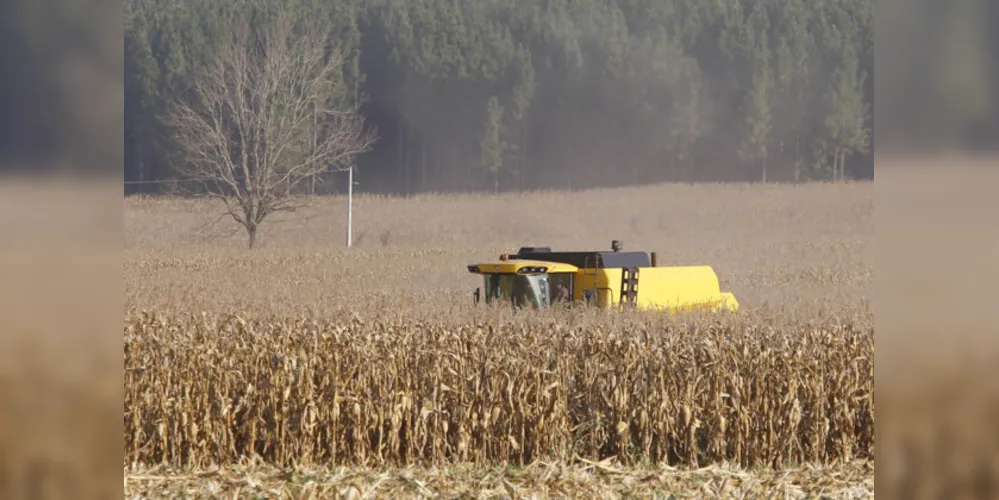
[{"x1": 124, "y1": 0, "x2": 876, "y2": 194}]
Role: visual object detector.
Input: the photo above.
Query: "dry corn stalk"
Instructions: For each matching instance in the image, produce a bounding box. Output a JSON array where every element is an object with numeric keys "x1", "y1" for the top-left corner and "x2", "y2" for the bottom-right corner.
[{"x1": 124, "y1": 309, "x2": 874, "y2": 470}]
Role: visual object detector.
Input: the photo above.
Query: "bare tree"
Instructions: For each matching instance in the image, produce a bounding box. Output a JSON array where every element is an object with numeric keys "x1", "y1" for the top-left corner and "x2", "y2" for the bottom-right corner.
[{"x1": 168, "y1": 12, "x2": 376, "y2": 248}]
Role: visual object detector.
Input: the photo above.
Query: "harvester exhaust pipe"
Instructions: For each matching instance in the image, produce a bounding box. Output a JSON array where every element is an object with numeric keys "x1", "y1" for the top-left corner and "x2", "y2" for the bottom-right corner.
[
  {"x1": 651, "y1": 252, "x2": 657, "y2": 267},
  {"x1": 611, "y1": 240, "x2": 622, "y2": 252}
]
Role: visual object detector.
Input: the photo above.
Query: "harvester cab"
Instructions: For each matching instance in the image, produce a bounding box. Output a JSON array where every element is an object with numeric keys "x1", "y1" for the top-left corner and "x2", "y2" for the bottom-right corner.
[{"x1": 467, "y1": 240, "x2": 739, "y2": 313}]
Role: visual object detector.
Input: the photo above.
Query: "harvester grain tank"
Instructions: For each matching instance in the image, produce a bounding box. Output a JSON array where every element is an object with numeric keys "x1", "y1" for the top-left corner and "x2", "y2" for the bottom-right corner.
[{"x1": 467, "y1": 240, "x2": 738, "y2": 312}]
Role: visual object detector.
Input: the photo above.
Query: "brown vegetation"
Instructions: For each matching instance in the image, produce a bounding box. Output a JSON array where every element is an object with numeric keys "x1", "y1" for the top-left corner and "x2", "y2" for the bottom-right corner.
[
  {"x1": 124, "y1": 181, "x2": 872, "y2": 315},
  {"x1": 126, "y1": 459, "x2": 874, "y2": 498},
  {"x1": 124, "y1": 181, "x2": 874, "y2": 493},
  {"x1": 125, "y1": 309, "x2": 872, "y2": 470}
]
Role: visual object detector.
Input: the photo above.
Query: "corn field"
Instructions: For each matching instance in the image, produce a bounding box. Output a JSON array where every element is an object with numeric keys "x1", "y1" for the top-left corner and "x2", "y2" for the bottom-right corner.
[
  {"x1": 124, "y1": 310, "x2": 873, "y2": 470},
  {"x1": 124, "y1": 183, "x2": 873, "y2": 496}
]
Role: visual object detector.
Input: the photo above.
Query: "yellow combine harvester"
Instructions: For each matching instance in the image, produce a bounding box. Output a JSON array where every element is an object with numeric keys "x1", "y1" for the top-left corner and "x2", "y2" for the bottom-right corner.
[{"x1": 467, "y1": 240, "x2": 738, "y2": 312}]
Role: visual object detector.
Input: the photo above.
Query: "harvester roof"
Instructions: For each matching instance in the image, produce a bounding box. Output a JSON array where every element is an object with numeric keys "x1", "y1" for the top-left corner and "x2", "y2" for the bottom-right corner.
[
  {"x1": 467, "y1": 259, "x2": 579, "y2": 275},
  {"x1": 512, "y1": 250, "x2": 650, "y2": 269},
  {"x1": 469, "y1": 241, "x2": 653, "y2": 274}
]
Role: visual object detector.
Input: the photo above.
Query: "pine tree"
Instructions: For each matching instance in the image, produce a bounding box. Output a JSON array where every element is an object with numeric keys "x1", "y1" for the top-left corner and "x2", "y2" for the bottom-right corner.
[
  {"x1": 821, "y1": 44, "x2": 869, "y2": 181},
  {"x1": 479, "y1": 96, "x2": 505, "y2": 193},
  {"x1": 124, "y1": 1, "x2": 160, "y2": 190},
  {"x1": 739, "y1": 12, "x2": 773, "y2": 183},
  {"x1": 740, "y1": 66, "x2": 773, "y2": 182}
]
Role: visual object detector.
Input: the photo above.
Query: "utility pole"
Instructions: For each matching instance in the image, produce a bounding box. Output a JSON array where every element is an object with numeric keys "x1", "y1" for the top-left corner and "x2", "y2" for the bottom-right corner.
[
  {"x1": 346, "y1": 166, "x2": 353, "y2": 248},
  {"x1": 347, "y1": 80, "x2": 361, "y2": 249}
]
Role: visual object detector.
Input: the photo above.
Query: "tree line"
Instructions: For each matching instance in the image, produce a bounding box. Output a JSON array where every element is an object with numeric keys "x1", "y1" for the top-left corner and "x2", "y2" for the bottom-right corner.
[{"x1": 125, "y1": 0, "x2": 874, "y2": 195}]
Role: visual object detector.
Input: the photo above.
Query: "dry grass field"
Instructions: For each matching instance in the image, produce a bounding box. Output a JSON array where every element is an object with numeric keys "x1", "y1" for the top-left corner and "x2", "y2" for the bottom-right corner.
[
  {"x1": 124, "y1": 181, "x2": 874, "y2": 497},
  {"x1": 125, "y1": 182, "x2": 872, "y2": 314}
]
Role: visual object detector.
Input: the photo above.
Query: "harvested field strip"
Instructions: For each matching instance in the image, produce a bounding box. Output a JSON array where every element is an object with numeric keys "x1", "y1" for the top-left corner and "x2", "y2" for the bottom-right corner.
[
  {"x1": 124, "y1": 460, "x2": 875, "y2": 498},
  {"x1": 124, "y1": 312, "x2": 874, "y2": 469}
]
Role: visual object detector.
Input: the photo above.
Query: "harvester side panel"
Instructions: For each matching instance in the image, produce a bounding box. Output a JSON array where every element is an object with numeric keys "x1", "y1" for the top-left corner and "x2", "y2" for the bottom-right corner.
[
  {"x1": 631, "y1": 266, "x2": 737, "y2": 312},
  {"x1": 594, "y1": 268, "x2": 624, "y2": 307},
  {"x1": 573, "y1": 269, "x2": 616, "y2": 307}
]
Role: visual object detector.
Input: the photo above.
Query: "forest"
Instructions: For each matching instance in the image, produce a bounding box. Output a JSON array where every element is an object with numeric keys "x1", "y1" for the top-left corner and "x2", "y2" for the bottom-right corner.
[{"x1": 124, "y1": 0, "x2": 875, "y2": 194}]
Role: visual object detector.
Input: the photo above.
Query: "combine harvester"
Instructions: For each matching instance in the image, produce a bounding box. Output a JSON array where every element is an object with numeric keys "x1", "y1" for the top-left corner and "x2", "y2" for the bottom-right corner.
[{"x1": 467, "y1": 240, "x2": 738, "y2": 313}]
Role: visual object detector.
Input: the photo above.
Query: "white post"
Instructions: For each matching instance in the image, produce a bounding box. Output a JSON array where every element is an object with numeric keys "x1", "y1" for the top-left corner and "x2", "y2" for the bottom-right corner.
[{"x1": 346, "y1": 166, "x2": 353, "y2": 248}]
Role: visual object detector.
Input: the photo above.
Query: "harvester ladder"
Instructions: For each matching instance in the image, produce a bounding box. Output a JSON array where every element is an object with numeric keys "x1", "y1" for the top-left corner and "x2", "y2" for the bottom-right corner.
[
  {"x1": 583, "y1": 254, "x2": 600, "y2": 306},
  {"x1": 620, "y1": 267, "x2": 639, "y2": 307}
]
